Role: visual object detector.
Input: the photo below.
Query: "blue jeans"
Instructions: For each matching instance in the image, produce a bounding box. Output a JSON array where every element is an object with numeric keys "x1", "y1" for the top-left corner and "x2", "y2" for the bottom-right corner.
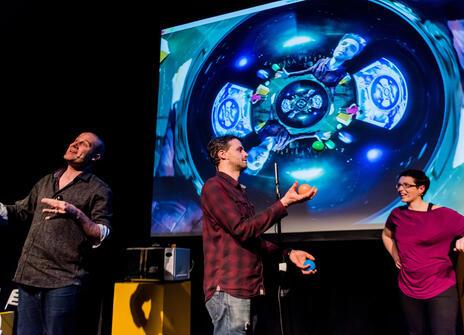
[
  {"x1": 206, "y1": 291, "x2": 252, "y2": 335},
  {"x1": 17, "y1": 285, "x2": 81, "y2": 335}
]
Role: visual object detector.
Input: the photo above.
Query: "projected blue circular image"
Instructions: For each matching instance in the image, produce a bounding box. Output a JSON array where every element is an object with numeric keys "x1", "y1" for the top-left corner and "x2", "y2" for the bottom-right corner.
[
  {"x1": 153, "y1": 0, "x2": 462, "y2": 234},
  {"x1": 217, "y1": 99, "x2": 240, "y2": 129},
  {"x1": 371, "y1": 75, "x2": 400, "y2": 110},
  {"x1": 276, "y1": 80, "x2": 329, "y2": 129}
]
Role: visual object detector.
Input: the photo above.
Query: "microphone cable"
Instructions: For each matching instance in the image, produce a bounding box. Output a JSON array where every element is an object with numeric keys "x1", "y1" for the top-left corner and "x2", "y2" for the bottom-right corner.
[{"x1": 275, "y1": 161, "x2": 287, "y2": 335}]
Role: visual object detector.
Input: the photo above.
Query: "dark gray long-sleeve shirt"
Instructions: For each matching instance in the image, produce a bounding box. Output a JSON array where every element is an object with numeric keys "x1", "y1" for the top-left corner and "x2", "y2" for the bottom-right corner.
[{"x1": 6, "y1": 169, "x2": 112, "y2": 288}]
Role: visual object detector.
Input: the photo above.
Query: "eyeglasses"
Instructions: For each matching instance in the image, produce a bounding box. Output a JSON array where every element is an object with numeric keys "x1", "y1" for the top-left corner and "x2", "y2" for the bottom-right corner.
[{"x1": 395, "y1": 183, "x2": 418, "y2": 190}]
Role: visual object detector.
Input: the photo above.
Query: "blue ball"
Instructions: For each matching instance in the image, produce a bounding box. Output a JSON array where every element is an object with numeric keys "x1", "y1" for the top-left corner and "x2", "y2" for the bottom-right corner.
[{"x1": 303, "y1": 259, "x2": 316, "y2": 270}]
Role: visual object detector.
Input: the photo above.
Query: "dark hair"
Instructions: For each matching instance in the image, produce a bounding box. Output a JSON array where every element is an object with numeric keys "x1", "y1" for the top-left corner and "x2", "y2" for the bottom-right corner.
[
  {"x1": 398, "y1": 169, "x2": 430, "y2": 196},
  {"x1": 207, "y1": 135, "x2": 240, "y2": 167}
]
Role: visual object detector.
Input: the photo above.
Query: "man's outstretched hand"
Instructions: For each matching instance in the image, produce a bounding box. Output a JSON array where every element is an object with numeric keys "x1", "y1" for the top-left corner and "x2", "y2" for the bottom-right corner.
[
  {"x1": 280, "y1": 181, "x2": 317, "y2": 207},
  {"x1": 41, "y1": 198, "x2": 81, "y2": 220}
]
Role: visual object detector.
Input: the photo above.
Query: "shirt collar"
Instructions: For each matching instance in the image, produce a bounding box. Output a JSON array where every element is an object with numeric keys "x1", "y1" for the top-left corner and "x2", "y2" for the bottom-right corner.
[
  {"x1": 216, "y1": 171, "x2": 242, "y2": 190},
  {"x1": 52, "y1": 168, "x2": 92, "y2": 182}
]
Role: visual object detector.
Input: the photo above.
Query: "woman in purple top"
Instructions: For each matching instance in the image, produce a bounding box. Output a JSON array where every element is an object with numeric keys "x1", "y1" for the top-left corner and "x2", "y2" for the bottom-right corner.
[{"x1": 382, "y1": 169, "x2": 464, "y2": 335}]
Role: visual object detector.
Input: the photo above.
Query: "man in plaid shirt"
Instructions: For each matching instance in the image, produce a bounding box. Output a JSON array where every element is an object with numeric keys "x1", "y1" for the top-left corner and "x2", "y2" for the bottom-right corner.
[{"x1": 202, "y1": 135, "x2": 318, "y2": 335}]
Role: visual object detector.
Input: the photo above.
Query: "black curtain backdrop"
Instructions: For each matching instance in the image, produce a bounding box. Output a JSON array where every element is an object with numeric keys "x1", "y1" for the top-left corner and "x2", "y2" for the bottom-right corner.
[{"x1": 1, "y1": 0, "x2": 463, "y2": 334}]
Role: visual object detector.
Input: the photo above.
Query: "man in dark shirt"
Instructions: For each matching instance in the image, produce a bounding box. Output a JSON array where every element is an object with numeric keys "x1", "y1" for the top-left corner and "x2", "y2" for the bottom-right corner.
[
  {"x1": 201, "y1": 135, "x2": 317, "y2": 335},
  {"x1": 0, "y1": 132, "x2": 112, "y2": 335}
]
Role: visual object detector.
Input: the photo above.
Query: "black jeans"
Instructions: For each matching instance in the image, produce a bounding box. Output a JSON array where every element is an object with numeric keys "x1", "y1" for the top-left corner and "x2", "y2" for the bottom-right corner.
[{"x1": 400, "y1": 285, "x2": 459, "y2": 335}]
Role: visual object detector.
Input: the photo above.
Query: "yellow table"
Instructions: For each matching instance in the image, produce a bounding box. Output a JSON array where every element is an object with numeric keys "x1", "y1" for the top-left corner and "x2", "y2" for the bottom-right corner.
[
  {"x1": 0, "y1": 311, "x2": 14, "y2": 335},
  {"x1": 111, "y1": 281, "x2": 191, "y2": 335}
]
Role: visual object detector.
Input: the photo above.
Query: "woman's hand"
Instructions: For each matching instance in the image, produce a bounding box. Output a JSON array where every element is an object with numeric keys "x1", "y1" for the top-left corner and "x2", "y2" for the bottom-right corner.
[
  {"x1": 392, "y1": 247, "x2": 402, "y2": 269},
  {"x1": 454, "y1": 237, "x2": 464, "y2": 252}
]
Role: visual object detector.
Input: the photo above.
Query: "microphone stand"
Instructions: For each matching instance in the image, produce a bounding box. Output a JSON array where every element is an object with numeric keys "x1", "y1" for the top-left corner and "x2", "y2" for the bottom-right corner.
[
  {"x1": 274, "y1": 162, "x2": 286, "y2": 267},
  {"x1": 274, "y1": 162, "x2": 289, "y2": 335},
  {"x1": 274, "y1": 162, "x2": 282, "y2": 244}
]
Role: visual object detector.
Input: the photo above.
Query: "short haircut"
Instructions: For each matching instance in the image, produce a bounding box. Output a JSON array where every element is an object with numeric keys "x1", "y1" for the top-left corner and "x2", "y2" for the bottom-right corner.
[
  {"x1": 398, "y1": 169, "x2": 430, "y2": 196},
  {"x1": 207, "y1": 135, "x2": 240, "y2": 167}
]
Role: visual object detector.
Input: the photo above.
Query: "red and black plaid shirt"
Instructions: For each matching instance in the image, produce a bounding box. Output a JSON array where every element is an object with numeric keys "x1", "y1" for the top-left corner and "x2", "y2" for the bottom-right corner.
[{"x1": 201, "y1": 171, "x2": 287, "y2": 301}]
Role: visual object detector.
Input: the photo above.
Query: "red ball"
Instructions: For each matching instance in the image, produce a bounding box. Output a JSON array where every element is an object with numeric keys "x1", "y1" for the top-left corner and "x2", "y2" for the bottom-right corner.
[{"x1": 298, "y1": 183, "x2": 311, "y2": 194}]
